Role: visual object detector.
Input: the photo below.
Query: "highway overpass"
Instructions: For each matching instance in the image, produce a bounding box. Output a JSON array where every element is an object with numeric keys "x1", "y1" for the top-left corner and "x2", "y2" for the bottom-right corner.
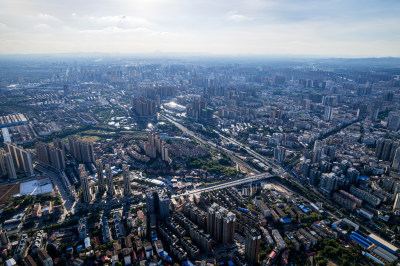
[{"x1": 172, "y1": 172, "x2": 272, "y2": 199}]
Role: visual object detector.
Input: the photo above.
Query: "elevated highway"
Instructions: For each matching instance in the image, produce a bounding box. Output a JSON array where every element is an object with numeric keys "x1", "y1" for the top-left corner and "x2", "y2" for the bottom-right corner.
[{"x1": 172, "y1": 172, "x2": 271, "y2": 198}]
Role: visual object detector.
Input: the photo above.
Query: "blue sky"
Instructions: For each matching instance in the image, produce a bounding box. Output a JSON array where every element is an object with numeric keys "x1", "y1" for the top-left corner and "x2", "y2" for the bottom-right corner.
[{"x1": 0, "y1": 0, "x2": 399, "y2": 56}]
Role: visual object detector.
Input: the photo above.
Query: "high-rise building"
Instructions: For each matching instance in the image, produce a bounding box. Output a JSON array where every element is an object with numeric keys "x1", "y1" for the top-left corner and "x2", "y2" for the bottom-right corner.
[
  {"x1": 145, "y1": 191, "x2": 170, "y2": 220},
  {"x1": 36, "y1": 142, "x2": 50, "y2": 164},
  {"x1": 3, "y1": 142, "x2": 34, "y2": 176},
  {"x1": 0, "y1": 154, "x2": 5, "y2": 178},
  {"x1": 0, "y1": 148, "x2": 17, "y2": 180},
  {"x1": 53, "y1": 138, "x2": 66, "y2": 156},
  {"x1": 63, "y1": 85, "x2": 70, "y2": 96},
  {"x1": 322, "y1": 95, "x2": 338, "y2": 106},
  {"x1": 158, "y1": 195, "x2": 170, "y2": 220},
  {"x1": 324, "y1": 106, "x2": 333, "y2": 121},
  {"x1": 4, "y1": 142, "x2": 20, "y2": 169},
  {"x1": 375, "y1": 138, "x2": 385, "y2": 159},
  {"x1": 19, "y1": 148, "x2": 34, "y2": 175},
  {"x1": 388, "y1": 112, "x2": 400, "y2": 131},
  {"x1": 131, "y1": 97, "x2": 157, "y2": 117},
  {"x1": 146, "y1": 192, "x2": 155, "y2": 214},
  {"x1": 105, "y1": 164, "x2": 114, "y2": 197},
  {"x1": 161, "y1": 144, "x2": 169, "y2": 162},
  {"x1": 0, "y1": 149, "x2": 8, "y2": 178},
  {"x1": 375, "y1": 139, "x2": 400, "y2": 163},
  {"x1": 122, "y1": 164, "x2": 131, "y2": 198},
  {"x1": 96, "y1": 159, "x2": 105, "y2": 192},
  {"x1": 207, "y1": 203, "x2": 217, "y2": 236},
  {"x1": 389, "y1": 141, "x2": 399, "y2": 162},
  {"x1": 382, "y1": 139, "x2": 393, "y2": 161},
  {"x1": 245, "y1": 228, "x2": 261, "y2": 266},
  {"x1": 155, "y1": 134, "x2": 162, "y2": 153},
  {"x1": 51, "y1": 146, "x2": 65, "y2": 170},
  {"x1": 80, "y1": 142, "x2": 95, "y2": 163},
  {"x1": 68, "y1": 136, "x2": 80, "y2": 161},
  {"x1": 79, "y1": 164, "x2": 91, "y2": 203},
  {"x1": 325, "y1": 146, "x2": 336, "y2": 160},
  {"x1": 148, "y1": 132, "x2": 156, "y2": 148},
  {"x1": 144, "y1": 142, "x2": 156, "y2": 158},
  {"x1": 319, "y1": 173, "x2": 337, "y2": 194},
  {"x1": 145, "y1": 132, "x2": 169, "y2": 162},
  {"x1": 375, "y1": 139, "x2": 396, "y2": 161},
  {"x1": 4, "y1": 152, "x2": 17, "y2": 179},
  {"x1": 393, "y1": 193, "x2": 400, "y2": 215},
  {"x1": 186, "y1": 99, "x2": 214, "y2": 121},
  {"x1": 346, "y1": 167, "x2": 359, "y2": 184},
  {"x1": 36, "y1": 142, "x2": 65, "y2": 170},
  {"x1": 274, "y1": 146, "x2": 286, "y2": 163},
  {"x1": 207, "y1": 203, "x2": 235, "y2": 244},
  {"x1": 222, "y1": 212, "x2": 236, "y2": 244},
  {"x1": 0, "y1": 229, "x2": 9, "y2": 249},
  {"x1": 313, "y1": 140, "x2": 322, "y2": 152},
  {"x1": 370, "y1": 108, "x2": 379, "y2": 122},
  {"x1": 392, "y1": 147, "x2": 400, "y2": 170},
  {"x1": 68, "y1": 136, "x2": 95, "y2": 163}
]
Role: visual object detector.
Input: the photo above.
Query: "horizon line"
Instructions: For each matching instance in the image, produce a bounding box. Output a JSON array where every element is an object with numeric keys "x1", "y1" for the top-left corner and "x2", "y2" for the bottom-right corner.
[{"x1": 0, "y1": 52, "x2": 399, "y2": 60}]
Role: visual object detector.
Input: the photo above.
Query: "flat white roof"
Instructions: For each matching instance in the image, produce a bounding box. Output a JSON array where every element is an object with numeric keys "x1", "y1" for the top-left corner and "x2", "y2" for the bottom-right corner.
[
  {"x1": 19, "y1": 179, "x2": 53, "y2": 196},
  {"x1": 2, "y1": 128, "x2": 11, "y2": 142},
  {"x1": 150, "y1": 179, "x2": 165, "y2": 185}
]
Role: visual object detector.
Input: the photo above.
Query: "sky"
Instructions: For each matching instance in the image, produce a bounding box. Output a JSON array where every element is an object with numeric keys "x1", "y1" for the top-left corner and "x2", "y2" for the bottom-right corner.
[{"x1": 0, "y1": 0, "x2": 399, "y2": 57}]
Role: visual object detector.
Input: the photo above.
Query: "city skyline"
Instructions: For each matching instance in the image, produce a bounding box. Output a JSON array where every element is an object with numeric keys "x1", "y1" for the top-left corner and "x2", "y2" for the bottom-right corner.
[
  {"x1": 1, "y1": 52, "x2": 400, "y2": 266},
  {"x1": 0, "y1": 0, "x2": 400, "y2": 57},
  {"x1": 1, "y1": 1, "x2": 400, "y2": 265}
]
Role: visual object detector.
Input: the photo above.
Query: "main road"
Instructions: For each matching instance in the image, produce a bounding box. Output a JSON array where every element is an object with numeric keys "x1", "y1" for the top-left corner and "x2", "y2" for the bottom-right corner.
[
  {"x1": 172, "y1": 172, "x2": 271, "y2": 198},
  {"x1": 213, "y1": 129, "x2": 284, "y2": 174},
  {"x1": 161, "y1": 113, "x2": 342, "y2": 214},
  {"x1": 160, "y1": 113, "x2": 259, "y2": 174}
]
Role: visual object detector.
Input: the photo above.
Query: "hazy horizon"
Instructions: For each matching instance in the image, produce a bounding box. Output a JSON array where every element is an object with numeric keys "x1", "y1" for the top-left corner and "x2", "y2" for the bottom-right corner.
[
  {"x1": 0, "y1": 0, "x2": 400, "y2": 57},
  {"x1": 1, "y1": 51, "x2": 400, "y2": 59}
]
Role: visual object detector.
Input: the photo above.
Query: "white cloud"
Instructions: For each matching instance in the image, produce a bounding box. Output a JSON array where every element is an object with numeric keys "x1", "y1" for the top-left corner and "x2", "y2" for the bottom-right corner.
[
  {"x1": 0, "y1": 0, "x2": 398, "y2": 56},
  {"x1": 89, "y1": 15, "x2": 151, "y2": 27},
  {"x1": 227, "y1": 11, "x2": 251, "y2": 22},
  {"x1": 79, "y1": 26, "x2": 154, "y2": 35},
  {"x1": 33, "y1": 24, "x2": 51, "y2": 30},
  {"x1": 38, "y1": 13, "x2": 58, "y2": 20}
]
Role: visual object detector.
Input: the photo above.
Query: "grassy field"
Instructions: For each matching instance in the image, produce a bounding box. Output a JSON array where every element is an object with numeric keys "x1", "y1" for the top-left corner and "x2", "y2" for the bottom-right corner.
[{"x1": 77, "y1": 135, "x2": 101, "y2": 142}]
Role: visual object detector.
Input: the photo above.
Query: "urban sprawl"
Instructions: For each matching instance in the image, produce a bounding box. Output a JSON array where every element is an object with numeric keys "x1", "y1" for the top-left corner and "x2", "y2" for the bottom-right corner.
[{"x1": 0, "y1": 57, "x2": 400, "y2": 266}]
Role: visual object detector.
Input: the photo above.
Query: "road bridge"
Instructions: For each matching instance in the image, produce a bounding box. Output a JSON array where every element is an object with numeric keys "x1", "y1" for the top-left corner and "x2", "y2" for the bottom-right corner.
[{"x1": 172, "y1": 172, "x2": 272, "y2": 199}]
